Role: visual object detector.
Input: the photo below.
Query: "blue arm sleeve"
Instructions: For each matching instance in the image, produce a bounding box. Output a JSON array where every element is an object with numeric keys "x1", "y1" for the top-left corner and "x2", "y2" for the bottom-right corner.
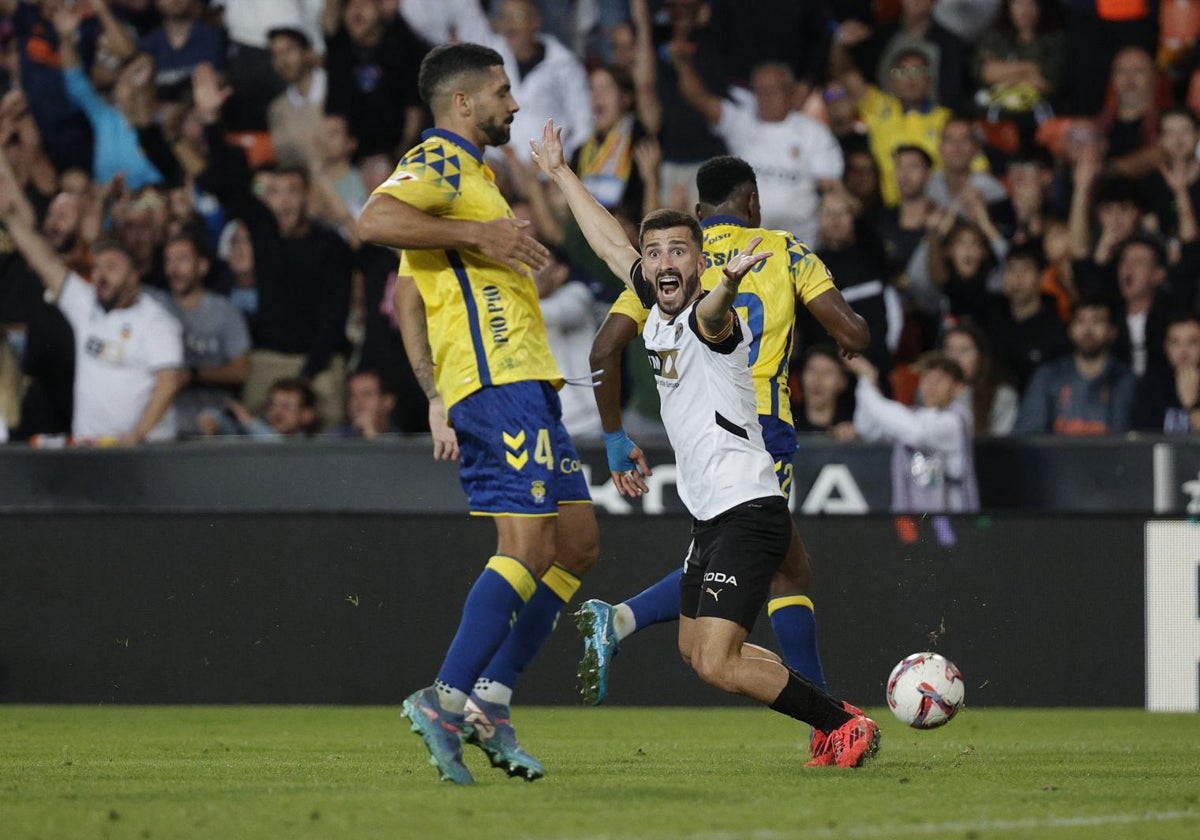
[{"x1": 603, "y1": 428, "x2": 638, "y2": 473}]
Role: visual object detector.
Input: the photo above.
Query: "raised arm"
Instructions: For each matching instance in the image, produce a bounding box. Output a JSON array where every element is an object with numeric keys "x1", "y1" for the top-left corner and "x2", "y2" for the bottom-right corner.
[
  {"x1": 629, "y1": 0, "x2": 661, "y2": 135},
  {"x1": 670, "y1": 45, "x2": 723, "y2": 127},
  {"x1": 0, "y1": 151, "x2": 69, "y2": 298},
  {"x1": 695, "y1": 236, "x2": 771, "y2": 336},
  {"x1": 91, "y1": 0, "x2": 137, "y2": 62},
  {"x1": 530, "y1": 119, "x2": 641, "y2": 283}
]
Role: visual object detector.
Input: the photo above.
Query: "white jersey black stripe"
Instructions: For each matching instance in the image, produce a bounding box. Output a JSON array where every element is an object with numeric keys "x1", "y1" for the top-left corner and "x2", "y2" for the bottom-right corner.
[{"x1": 635, "y1": 261, "x2": 783, "y2": 521}]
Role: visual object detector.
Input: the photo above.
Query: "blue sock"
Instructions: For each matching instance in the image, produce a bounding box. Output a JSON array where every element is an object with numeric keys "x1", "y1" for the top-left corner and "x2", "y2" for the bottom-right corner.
[
  {"x1": 625, "y1": 567, "x2": 683, "y2": 631},
  {"x1": 479, "y1": 564, "x2": 581, "y2": 694},
  {"x1": 436, "y1": 556, "x2": 537, "y2": 693},
  {"x1": 768, "y1": 596, "x2": 826, "y2": 693}
]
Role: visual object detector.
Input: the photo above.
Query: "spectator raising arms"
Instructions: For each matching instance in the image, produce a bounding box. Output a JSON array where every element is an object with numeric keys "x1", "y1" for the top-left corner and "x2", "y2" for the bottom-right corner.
[
  {"x1": 0, "y1": 147, "x2": 184, "y2": 444},
  {"x1": 848, "y1": 351, "x2": 979, "y2": 513}
]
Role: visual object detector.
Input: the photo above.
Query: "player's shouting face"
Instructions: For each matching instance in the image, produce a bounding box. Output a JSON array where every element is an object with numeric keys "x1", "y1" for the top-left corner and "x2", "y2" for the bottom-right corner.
[
  {"x1": 469, "y1": 66, "x2": 520, "y2": 148},
  {"x1": 641, "y1": 227, "x2": 705, "y2": 318}
]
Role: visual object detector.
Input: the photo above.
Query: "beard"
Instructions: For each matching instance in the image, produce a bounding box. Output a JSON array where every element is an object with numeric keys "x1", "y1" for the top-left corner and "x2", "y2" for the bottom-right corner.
[
  {"x1": 655, "y1": 268, "x2": 700, "y2": 318},
  {"x1": 478, "y1": 114, "x2": 513, "y2": 148}
]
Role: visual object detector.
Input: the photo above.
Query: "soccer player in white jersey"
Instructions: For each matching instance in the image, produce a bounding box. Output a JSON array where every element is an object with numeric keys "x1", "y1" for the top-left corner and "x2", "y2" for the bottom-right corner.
[
  {"x1": 578, "y1": 157, "x2": 869, "y2": 735},
  {"x1": 531, "y1": 120, "x2": 879, "y2": 768}
]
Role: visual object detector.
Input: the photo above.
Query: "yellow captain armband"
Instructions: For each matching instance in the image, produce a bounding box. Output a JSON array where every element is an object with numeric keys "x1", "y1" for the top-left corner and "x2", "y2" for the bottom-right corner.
[{"x1": 699, "y1": 313, "x2": 735, "y2": 343}]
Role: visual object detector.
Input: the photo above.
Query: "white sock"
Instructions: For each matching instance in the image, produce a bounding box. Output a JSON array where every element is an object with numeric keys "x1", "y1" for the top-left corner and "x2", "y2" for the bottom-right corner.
[
  {"x1": 434, "y1": 680, "x2": 469, "y2": 713},
  {"x1": 612, "y1": 603, "x2": 637, "y2": 641},
  {"x1": 472, "y1": 678, "x2": 513, "y2": 706}
]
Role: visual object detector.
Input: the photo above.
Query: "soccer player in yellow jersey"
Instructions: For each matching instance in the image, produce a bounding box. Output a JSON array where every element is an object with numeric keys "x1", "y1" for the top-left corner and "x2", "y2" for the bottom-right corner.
[
  {"x1": 357, "y1": 43, "x2": 598, "y2": 785},
  {"x1": 558, "y1": 153, "x2": 868, "y2": 742}
]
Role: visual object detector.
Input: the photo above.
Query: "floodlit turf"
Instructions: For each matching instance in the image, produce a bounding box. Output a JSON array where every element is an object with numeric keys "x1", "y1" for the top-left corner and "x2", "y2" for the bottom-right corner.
[{"x1": 2, "y1": 706, "x2": 1198, "y2": 839}]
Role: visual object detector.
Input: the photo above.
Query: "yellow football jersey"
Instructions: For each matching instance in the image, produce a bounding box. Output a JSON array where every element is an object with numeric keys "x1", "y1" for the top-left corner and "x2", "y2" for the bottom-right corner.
[
  {"x1": 858, "y1": 85, "x2": 951, "y2": 206},
  {"x1": 372, "y1": 129, "x2": 562, "y2": 410},
  {"x1": 611, "y1": 216, "x2": 834, "y2": 424}
]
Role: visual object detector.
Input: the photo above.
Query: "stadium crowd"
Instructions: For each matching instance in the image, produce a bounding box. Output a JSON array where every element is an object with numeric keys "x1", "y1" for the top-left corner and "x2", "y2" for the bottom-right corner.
[{"x1": 2, "y1": 0, "x2": 1200, "y2": 448}]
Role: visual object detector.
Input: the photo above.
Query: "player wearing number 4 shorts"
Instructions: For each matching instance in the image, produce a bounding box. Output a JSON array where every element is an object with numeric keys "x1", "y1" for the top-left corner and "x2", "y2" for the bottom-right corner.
[
  {"x1": 359, "y1": 44, "x2": 598, "y2": 784},
  {"x1": 531, "y1": 119, "x2": 879, "y2": 768}
]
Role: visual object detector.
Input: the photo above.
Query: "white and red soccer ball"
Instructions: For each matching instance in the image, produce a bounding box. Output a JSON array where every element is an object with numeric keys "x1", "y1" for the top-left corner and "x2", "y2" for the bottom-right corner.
[{"x1": 886, "y1": 652, "x2": 965, "y2": 729}]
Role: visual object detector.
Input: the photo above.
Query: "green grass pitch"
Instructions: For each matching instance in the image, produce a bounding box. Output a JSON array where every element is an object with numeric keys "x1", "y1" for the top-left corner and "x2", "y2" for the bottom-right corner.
[{"x1": 2, "y1": 705, "x2": 1198, "y2": 839}]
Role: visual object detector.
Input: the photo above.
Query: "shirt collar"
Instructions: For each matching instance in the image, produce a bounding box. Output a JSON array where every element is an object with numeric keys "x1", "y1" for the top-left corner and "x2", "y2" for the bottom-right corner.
[
  {"x1": 699, "y1": 215, "x2": 747, "y2": 230},
  {"x1": 286, "y1": 67, "x2": 327, "y2": 107},
  {"x1": 421, "y1": 128, "x2": 484, "y2": 163}
]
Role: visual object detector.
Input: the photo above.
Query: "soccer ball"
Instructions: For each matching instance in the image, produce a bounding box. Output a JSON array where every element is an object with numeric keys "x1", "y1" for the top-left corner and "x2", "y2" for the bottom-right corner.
[{"x1": 885, "y1": 652, "x2": 965, "y2": 729}]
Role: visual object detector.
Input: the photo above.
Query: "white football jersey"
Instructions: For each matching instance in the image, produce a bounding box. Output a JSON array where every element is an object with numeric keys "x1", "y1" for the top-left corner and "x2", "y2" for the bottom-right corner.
[{"x1": 634, "y1": 263, "x2": 783, "y2": 521}]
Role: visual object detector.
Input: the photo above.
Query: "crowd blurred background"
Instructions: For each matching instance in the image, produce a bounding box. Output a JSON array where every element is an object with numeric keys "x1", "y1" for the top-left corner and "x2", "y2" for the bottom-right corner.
[{"x1": 1, "y1": 0, "x2": 1199, "y2": 449}]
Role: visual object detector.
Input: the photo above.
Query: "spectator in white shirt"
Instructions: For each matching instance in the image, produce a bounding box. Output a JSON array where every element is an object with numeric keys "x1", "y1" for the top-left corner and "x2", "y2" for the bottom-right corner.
[
  {"x1": 0, "y1": 179, "x2": 184, "y2": 443},
  {"x1": 847, "y1": 351, "x2": 979, "y2": 513},
  {"x1": 671, "y1": 56, "x2": 844, "y2": 244},
  {"x1": 267, "y1": 26, "x2": 326, "y2": 166},
  {"x1": 219, "y1": 0, "x2": 326, "y2": 130},
  {"x1": 429, "y1": 0, "x2": 593, "y2": 163}
]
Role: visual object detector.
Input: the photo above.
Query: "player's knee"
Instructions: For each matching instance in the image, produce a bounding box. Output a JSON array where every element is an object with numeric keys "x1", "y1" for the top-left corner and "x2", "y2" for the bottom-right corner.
[
  {"x1": 769, "y1": 568, "x2": 809, "y2": 597},
  {"x1": 771, "y1": 546, "x2": 812, "y2": 595},
  {"x1": 558, "y1": 535, "x2": 599, "y2": 575},
  {"x1": 677, "y1": 639, "x2": 692, "y2": 666},
  {"x1": 690, "y1": 646, "x2": 736, "y2": 692}
]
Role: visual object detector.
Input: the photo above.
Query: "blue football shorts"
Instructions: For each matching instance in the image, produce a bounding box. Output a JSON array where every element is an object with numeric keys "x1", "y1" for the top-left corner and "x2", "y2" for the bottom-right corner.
[
  {"x1": 759, "y1": 414, "x2": 798, "y2": 496},
  {"x1": 448, "y1": 380, "x2": 592, "y2": 516}
]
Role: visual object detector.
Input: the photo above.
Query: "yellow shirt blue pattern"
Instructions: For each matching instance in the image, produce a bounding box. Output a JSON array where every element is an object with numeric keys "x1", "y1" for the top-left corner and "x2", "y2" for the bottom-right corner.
[
  {"x1": 372, "y1": 129, "x2": 562, "y2": 410},
  {"x1": 611, "y1": 216, "x2": 835, "y2": 425},
  {"x1": 858, "y1": 85, "x2": 951, "y2": 206}
]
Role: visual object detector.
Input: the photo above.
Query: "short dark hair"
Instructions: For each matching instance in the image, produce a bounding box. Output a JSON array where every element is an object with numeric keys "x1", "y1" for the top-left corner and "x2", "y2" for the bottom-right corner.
[
  {"x1": 270, "y1": 377, "x2": 316, "y2": 408},
  {"x1": 164, "y1": 232, "x2": 211, "y2": 262},
  {"x1": 418, "y1": 42, "x2": 505, "y2": 107},
  {"x1": 696, "y1": 156, "x2": 756, "y2": 205},
  {"x1": 891, "y1": 46, "x2": 931, "y2": 67},
  {"x1": 942, "y1": 115, "x2": 983, "y2": 145},
  {"x1": 592, "y1": 63, "x2": 634, "y2": 100},
  {"x1": 1005, "y1": 241, "x2": 1046, "y2": 271},
  {"x1": 272, "y1": 162, "x2": 311, "y2": 189},
  {"x1": 1074, "y1": 295, "x2": 1116, "y2": 326},
  {"x1": 1094, "y1": 175, "x2": 1143, "y2": 210},
  {"x1": 892, "y1": 144, "x2": 933, "y2": 168},
  {"x1": 803, "y1": 343, "x2": 846, "y2": 370},
  {"x1": 639, "y1": 208, "x2": 703, "y2": 251},
  {"x1": 1116, "y1": 233, "x2": 1167, "y2": 268},
  {"x1": 349, "y1": 368, "x2": 394, "y2": 396},
  {"x1": 92, "y1": 238, "x2": 136, "y2": 266},
  {"x1": 916, "y1": 351, "x2": 965, "y2": 382},
  {"x1": 1166, "y1": 310, "x2": 1200, "y2": 333},
  {"x1": 267, "y1": 26, "x2": 311, "y2": 50}
]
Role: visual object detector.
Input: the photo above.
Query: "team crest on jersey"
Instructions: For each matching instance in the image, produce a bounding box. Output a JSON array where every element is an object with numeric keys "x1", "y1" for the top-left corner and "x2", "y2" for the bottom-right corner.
[
  {"x1": 530, "y1": 480, "x2": 547, "y2": 504},
  {"x1": 674, "y1": 323, "x2": 683, "y2": 341}
]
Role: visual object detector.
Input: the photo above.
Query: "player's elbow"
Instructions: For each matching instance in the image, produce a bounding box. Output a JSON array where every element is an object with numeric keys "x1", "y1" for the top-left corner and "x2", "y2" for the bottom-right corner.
[
  {"x1": 356, "y1": 207, "x2": 385, "y2": 247},
  {"x1": 839, "y1": 316, "x2": 871, "y2": 354},
  {"x1": 589, "y1": 315, "x2": 636, "y2": 371}
]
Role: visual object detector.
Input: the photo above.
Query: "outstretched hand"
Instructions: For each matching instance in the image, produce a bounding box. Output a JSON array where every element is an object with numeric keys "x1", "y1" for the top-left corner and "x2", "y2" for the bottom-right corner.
[
  {"x1": 721, "y1": 236, "x2": 772, "y2": 286},
  {"x1": 528, "y1": 119, "x2": 567, "y2": 178},
  {"x1": 191, "y1": 62, "x2": 232, "y2": 124}
]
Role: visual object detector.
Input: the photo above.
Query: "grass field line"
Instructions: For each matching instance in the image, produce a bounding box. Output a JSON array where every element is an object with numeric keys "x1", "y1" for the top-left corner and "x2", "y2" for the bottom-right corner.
[{"x1": 574, "y1": 809, "x2": 1200, "y2": 840}]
